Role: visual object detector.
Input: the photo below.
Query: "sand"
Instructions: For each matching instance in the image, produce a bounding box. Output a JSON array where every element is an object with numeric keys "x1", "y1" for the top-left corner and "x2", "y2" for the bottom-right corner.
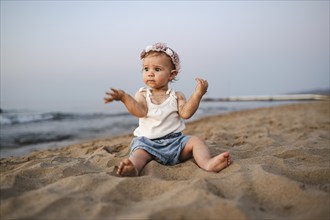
[{"x1": 0, "y1": 102, "x2": 329, "y2": 219}]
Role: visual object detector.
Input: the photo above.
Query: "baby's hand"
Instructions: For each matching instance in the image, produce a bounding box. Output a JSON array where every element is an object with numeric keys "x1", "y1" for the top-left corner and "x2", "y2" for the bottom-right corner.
[
  {"x1": 104, "y1": 88, "x2": 126, "y2": 103},
  {"x1": 195, "y1": 78, "x2": 208, "y2": 96}
]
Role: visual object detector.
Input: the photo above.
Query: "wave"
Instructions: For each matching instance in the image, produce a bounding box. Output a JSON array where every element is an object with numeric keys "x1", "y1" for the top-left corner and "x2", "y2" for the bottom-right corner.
[{"x1": 0, "y1": 111, "x2": 130, "y2": 126}]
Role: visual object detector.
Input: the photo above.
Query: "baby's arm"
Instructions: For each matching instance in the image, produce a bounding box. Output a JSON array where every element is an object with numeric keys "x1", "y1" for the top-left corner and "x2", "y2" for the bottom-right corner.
[
  {"x1": 177, "y1": 78, "x2": 208, "y2": 119},
  {"x1": 104, "y1": 88, "x2": 147, "y2": 118}
]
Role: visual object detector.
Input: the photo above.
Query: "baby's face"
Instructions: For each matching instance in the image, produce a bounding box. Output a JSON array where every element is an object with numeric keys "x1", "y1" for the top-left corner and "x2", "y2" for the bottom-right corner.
[{"x1": 142, "y1": 53, "x2": 176, "y2": 90}]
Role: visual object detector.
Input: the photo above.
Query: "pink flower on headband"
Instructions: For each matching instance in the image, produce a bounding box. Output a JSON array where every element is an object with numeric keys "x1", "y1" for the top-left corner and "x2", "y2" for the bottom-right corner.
[
  {"x1": 154, "y1": 42, "x2": 164, "y2": 50},
  {"x1": 140, "y1": 42, "x2": 181, "y2": 71}
]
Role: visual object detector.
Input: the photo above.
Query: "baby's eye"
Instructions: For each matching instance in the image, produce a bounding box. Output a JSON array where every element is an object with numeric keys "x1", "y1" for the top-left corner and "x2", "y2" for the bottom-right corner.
[
  {"x1": 144, "y1": 67, "x2": 149, "y2": 72},
  {"x1": 155, "y1": 67, "x2": 161, "y2": 72}
]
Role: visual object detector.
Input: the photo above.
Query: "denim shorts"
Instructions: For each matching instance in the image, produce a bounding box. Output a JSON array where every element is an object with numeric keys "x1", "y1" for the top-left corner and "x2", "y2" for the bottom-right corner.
[{"x1": 130, "y1": 132, "x2": 190, "y2": 165}]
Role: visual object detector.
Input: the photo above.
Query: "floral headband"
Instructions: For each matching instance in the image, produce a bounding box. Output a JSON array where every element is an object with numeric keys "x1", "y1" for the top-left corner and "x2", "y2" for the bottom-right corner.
[{"x1": 140, "y1": 42, "x2": 181, "y2": 71}]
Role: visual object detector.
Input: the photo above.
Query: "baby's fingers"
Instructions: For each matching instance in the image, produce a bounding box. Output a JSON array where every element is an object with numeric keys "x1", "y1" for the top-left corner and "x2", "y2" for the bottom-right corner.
[
  {"x1": 196, "y1": 78, "x2": 208, "y2": 88},
  {"x1": 196, "y1": 78, "x2": 208, "y2": 85},
  {"x1": 195, "y1": 78, "x2": 208, "y2": 95},
  {"x1": 104, "y1": 97, "x2": 114, "y2": 103},
  {"x1": 105, "y1": 88, "x2": 125, "y2": 102},
  {"x1": 105, "y1": 88, "x2": 116, "y2": 95},
  {"x1": 104, "y1": 88, "x2": 117, "y2": 103}
]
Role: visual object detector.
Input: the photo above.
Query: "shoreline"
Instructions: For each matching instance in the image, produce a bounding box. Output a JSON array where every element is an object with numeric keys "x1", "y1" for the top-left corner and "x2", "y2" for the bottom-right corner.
[
  {"x1": 0, "y1": 100, "x2": 299, "y2": 159},
  {"x1": 1, "y1": 101, "x2": 329, "y2": 219}
]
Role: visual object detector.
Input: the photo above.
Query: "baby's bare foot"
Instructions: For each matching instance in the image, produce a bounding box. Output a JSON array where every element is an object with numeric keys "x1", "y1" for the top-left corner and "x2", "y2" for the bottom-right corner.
[
  {"x1": 116, "y1": 158, "x2": 138, "y2": 177},
  {"x1": 205, "y1": 152, "x2": 231, "y2": 172}
]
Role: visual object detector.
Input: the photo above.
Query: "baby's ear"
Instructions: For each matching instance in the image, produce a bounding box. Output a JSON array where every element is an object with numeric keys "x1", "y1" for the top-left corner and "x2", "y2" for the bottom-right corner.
[{"x1": 170, "y1": 70, "x2": 178, "y2": 80}]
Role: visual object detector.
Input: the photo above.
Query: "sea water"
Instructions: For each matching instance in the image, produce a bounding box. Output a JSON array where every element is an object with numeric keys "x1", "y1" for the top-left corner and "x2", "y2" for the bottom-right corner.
[{"x1": 0, "y1": 101, "x2": 295, "y2": 158}]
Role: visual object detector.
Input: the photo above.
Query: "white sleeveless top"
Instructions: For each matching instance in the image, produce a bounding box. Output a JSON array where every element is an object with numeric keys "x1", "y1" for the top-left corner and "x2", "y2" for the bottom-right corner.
[{"x1": 133, "y1": 87, "x2": 185, "y2": 139}]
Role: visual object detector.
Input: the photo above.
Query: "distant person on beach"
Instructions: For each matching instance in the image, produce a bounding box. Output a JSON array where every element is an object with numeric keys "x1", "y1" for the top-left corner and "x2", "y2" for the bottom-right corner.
[{"x1": 104, "y1": 42, "x2": 231, "y2": 176}]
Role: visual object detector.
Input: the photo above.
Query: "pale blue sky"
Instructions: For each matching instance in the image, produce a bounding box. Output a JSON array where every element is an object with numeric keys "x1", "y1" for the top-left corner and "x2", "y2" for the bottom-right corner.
[{"x1": 1, "y1": 1, "x2": 329, "y2": 112}]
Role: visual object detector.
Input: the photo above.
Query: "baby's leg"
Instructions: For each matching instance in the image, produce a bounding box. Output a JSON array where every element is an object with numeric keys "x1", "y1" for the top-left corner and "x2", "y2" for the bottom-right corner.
[
  {"x1": 117, "y1": 149, "x2": 153, "y2": 177},
  {"x1": 180, "y1": 136, "x2": 231, "y2": 172}
]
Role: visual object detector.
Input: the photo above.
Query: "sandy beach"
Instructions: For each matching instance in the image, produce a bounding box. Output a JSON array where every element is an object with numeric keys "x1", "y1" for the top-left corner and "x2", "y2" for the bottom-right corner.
[{"x1": 0, "y1": 102, "x2": 329, "y2": 219}]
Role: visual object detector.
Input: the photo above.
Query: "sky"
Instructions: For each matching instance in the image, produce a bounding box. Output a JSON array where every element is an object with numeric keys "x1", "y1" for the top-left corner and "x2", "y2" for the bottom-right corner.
[{"x1": 1, "y1": 1, "x2": 329, "y2": 113}]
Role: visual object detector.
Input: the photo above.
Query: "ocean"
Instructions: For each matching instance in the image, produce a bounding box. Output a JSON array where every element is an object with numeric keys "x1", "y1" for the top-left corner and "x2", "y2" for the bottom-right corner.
[{"x1": 0, "y1": 101, "x2": 296, "y2": 158}]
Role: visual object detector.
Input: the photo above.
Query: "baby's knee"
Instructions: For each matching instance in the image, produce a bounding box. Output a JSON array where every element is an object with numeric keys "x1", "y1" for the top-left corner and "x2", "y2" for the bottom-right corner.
[{"x1": 189, "y1": 136, "x2": 206, "y2": 144}]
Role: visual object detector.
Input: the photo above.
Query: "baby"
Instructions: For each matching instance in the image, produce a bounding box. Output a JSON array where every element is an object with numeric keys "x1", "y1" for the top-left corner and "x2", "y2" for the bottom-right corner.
[{"x1": 104, "y1": 42, "x2": 231, "y2": 177}]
